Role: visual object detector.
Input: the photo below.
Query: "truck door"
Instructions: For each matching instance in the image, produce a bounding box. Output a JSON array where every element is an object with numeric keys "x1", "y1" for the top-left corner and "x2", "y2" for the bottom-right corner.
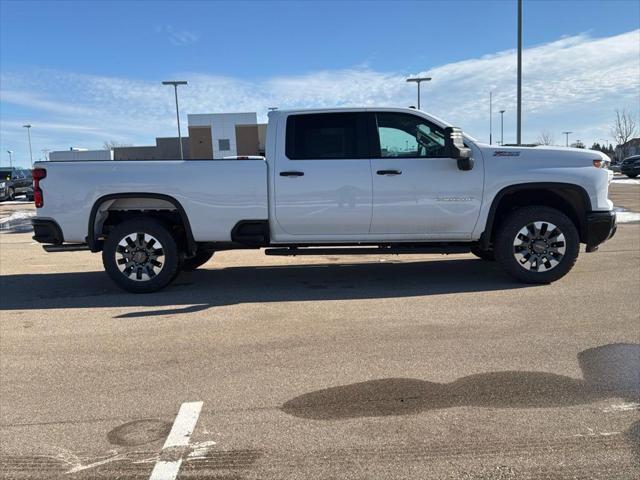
[
  {"x1": 274, "y1": 112, "x2": 373, "y2": 236},
  {"x1": 369, "y1": 111, "x2": 483, "y2": 237}
]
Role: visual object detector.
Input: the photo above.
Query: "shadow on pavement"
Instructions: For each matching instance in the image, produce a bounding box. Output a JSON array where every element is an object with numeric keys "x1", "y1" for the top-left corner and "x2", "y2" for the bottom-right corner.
[
  {"x1": 282, "y1": 343, "x2": 640, "y2": 420},
  {"x1": 0, "y1": 258, "x2": 529, "y2": 313},
  {"x1": 627, "y1": 421, "x2": 640, "y2": 465}
]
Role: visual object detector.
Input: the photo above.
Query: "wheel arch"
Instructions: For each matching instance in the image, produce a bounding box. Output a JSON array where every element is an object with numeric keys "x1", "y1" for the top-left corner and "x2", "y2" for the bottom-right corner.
[
  {"x1": 87, "y1": 193, "x2": 196, "y2": 255},
  {"x1": 480, "y1": 182, "x2": 592, "y2": 249}
]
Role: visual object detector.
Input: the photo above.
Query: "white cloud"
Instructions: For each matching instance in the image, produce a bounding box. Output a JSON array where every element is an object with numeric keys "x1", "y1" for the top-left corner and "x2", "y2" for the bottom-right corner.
[
  {"x1": 156, "y1": 25, "x2": 200, "y2": 46},
  {"x1": 0, "y1": 29, "x2": 638, "y2": 160}
]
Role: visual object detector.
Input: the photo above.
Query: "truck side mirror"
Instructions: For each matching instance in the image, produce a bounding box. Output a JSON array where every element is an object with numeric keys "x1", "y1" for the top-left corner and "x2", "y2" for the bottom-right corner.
[{"x1": 444, "y1": 127, "x2": 474, "y2": 171}]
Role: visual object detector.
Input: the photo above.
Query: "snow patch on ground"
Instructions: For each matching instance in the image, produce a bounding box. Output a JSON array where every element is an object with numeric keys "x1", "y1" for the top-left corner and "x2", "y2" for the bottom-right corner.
[
  {"x1": 611, "y1": 177, "x2": 640, "y2": 185},
  {"x1": 0, "y1": 210, "x2": 35, "y2": 232},
  {"x1": 0, "y1": 200, "x2": 33, "y2": 205},
  {"x1": 614, "y1": 206, "x2": 640, "y2": 224},
  {"x1": 602, "y1": 402, "x2": 640, "y2": 413}
]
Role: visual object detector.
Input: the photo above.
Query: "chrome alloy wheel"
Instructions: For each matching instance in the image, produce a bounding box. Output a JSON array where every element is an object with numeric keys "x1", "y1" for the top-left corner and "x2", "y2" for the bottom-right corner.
[
  {"x1": 115, "y1": 233, "x2": 165, "y2": 281},
  {"x1": 513, "y1": 221, "x2": 566, "y2": 272}
]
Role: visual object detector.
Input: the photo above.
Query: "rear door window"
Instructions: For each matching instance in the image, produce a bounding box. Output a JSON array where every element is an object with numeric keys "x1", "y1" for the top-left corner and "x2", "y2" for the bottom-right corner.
[{"x1": 285, "y1": 113, "x2": 369, "y2": 159}]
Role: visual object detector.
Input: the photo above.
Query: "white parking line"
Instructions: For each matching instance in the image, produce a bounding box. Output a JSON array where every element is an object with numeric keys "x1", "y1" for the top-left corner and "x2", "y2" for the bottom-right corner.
[{"x1": 149, "y1": 401, "x2": 203, "y2": 480}]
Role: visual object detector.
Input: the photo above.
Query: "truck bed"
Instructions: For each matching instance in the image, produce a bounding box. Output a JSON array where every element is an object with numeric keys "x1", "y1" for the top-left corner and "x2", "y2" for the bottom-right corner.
[{"x1": 36, "y1": 159, "x2": 268, "y2": 243}]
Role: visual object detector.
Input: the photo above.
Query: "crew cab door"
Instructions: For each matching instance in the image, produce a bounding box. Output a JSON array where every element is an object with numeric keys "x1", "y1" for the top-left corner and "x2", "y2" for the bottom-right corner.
[
  {"x1": 273, "y1": 112, "x2": 373, "y2": 235},
  {"x1": 369, "y1": 111, "x2": 483, "y2": 237}
]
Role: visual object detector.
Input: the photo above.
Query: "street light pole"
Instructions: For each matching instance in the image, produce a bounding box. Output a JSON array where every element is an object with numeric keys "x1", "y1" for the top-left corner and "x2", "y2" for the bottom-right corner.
[
  {"x1": 516, "y1": 0, "x2": 522, "y2": 145},
  {"x1": 406, "y1": 77, "x2": 431, "y2": 110},
  {"x1": 489, "y1": 91, "x2": 493, "y2": 145},
  {"x1": 7, "y1": 150, "x2": 13, "y2": 168},
  {"x1": 562, "y1": 131, "x2": 573, "y2": 147},
  {"x1": 23, "y1": 124, "x2": 33, "y2": 167},
  {"x1": 499, "y1": 110, "x2": 506, "y2": 145},
  {"x1": 162, "y1": 80, "x2": 188, "y2": 160}
]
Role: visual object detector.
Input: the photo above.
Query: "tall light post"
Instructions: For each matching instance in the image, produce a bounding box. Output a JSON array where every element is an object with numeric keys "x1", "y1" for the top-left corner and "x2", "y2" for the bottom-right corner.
[
  {"x1": 516, "y1": 0, "x2": 522, "y2": 145},
  {"x1": 162, "y1": 80, "x2": 188, "y2": 160},
  {"x1": 499, "y1": 110, "x2": 506, "y2": 145},
  {"x1": 7, "y1": 150, "x2": 13, "y2": 168},
  {"x1": 23, "y1": 124, "x2": 33, "y2": 167},
  {"x1": 406, "y1": 76, "x2": 431, "y2": 110},
  {"x1": 489, "y1": 91, "x2": 493, "y2": 145},
  {"x1": 562, "y1": 131, "x2": 573, "y2": 147}
]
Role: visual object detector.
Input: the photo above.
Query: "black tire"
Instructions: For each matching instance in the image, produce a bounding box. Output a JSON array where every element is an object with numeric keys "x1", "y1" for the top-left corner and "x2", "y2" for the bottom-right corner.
[
  {"x1": 470, "y1": 245, "x2": 495, "y2": 261},
  {"x1": 627, "y1": 173, "x2": 638, "y2": 178},
  {"x1": 182, "y1": 250, "x2": 214, "y2": 271},
  {"x1": 7, "y1": 188, "x2": 15, "y2": 201},
  {"x1": 494, "y1": 206, "x2": 579, "y2": 284},
  {"x1": 102, "y1": 218, "x2": 180, "y2": 293}
]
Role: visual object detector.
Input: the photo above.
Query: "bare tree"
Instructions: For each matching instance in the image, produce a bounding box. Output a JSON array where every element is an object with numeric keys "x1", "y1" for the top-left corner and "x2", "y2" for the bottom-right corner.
[
  {"x1": 611, "y1": 108, "x2": 637, "y2": 160},
  {"x1": 536, "y1": 130, "x2": 555, "y2": 146},
  {"x1": 103, "y1": 140, "x2": 132, "y2": 150}
]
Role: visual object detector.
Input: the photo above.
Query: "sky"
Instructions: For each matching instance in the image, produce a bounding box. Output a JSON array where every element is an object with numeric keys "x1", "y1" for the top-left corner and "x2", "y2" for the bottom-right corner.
[{"x1": 0, "y1": 0, "x2": 639, "y2": 166}]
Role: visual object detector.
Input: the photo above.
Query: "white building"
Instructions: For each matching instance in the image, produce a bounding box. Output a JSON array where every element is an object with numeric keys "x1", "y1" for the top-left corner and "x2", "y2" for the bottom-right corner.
[
  {"x1": 188, "y1": 112, "x2": 264, "y2": 159},
  {"x1": 48, "y1": 112, "x2": 267, "y2": 162}
]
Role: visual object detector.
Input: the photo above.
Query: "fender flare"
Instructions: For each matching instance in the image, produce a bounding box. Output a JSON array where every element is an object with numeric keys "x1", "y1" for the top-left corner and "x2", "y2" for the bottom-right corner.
[
  {"x1": 87, "y1": 193, "x2": 197, "y2": 255},
  {"x1": 480, "y1": 182, "x2": 592, "y2": 249}
]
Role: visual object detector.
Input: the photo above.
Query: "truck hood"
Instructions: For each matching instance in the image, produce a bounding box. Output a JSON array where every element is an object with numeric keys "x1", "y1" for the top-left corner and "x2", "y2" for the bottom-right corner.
[{"x1": 476, "y1": 144, "x2": 609, "y2": 167}]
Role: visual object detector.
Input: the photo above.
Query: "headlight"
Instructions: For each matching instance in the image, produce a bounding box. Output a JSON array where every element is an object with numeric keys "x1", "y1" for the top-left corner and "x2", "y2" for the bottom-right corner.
[{"x1": 0, "y1": 181, "x2": 5, "y2": 188}]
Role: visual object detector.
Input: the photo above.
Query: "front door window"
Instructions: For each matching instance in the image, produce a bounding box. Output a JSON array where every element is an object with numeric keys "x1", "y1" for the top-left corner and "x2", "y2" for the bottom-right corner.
[{"x1": 375, "y1": 112, "x2": 447, "y2": 158}]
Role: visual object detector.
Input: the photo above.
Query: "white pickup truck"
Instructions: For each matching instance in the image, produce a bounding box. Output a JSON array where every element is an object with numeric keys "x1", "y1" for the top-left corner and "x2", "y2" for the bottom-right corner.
[{"x1": 32, "y1": 107, "x2": 616, "y2": 293}]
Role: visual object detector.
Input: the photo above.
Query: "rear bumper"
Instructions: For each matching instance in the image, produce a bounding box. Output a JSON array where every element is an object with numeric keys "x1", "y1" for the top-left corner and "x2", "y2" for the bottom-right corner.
[
  {"x1": 32, "y1": 218, "x2": 64, "y2": 244},
  {"x1": 585, "y1": 211, "x2": 616, "y2": 252}
]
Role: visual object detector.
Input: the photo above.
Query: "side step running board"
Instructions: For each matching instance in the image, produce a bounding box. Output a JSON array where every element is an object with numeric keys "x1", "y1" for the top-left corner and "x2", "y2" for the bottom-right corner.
[
  {"x1": 43, "y1": 243, "x2": 90, "y2": 252},
  {"x1": 265, "y1": 246, "x2": 471, "y2": 256}
]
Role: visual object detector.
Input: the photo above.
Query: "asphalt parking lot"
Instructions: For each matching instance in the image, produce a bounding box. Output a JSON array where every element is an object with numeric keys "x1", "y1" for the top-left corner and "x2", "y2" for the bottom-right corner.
[{"x1": 1, "y1": 181, "x2": 639, "y2": 479}]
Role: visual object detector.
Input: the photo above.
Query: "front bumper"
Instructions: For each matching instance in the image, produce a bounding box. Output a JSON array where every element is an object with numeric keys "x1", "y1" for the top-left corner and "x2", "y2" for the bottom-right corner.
[{"x1": 585, "y1": 211, "x2": 616, "y2": 252}]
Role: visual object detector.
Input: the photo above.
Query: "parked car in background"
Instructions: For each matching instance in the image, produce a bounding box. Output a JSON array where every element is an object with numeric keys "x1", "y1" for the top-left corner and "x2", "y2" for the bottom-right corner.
[
  {"x1": 0, "y1": 179, "x2": 9, "y2": 201},
  {"x1": 0, "y1": 167, "x2": 33, "y2": 200},
  {"x1": 620, "y1": 155, "x2": 640, "y2": 178}
]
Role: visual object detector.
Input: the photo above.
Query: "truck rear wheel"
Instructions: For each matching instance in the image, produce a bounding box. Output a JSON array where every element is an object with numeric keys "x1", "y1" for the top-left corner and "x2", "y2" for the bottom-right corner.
[
  {"x1": 102, "y1": 218, "x2": 180, "y2": 293},
  {"x1": 494, "y1": 206, "x2": 579, "y2": 284}
]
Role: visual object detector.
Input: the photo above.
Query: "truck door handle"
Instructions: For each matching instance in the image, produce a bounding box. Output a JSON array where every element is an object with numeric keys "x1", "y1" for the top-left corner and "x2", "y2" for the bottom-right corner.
[
  {"x1": 376, "y1": 169, "x2": 402, "y2": 176},
  {"x1": 280, "y1": 171, "x2": 304, "y2": 177}
]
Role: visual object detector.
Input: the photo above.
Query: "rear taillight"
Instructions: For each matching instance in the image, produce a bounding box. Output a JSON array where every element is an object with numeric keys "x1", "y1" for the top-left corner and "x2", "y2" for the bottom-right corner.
[{"x1": 32, "y1": 168, "x2": 46, "y2": 208}]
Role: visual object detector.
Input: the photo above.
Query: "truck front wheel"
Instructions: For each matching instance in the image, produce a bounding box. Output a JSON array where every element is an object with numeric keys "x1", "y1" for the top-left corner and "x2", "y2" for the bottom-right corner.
[
  {"x1": 494, "y1": 206, "x2": 579, "y2": 284},
  {"x1": 102, "y1": 218, "x2": 180, "y2": 293}
]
